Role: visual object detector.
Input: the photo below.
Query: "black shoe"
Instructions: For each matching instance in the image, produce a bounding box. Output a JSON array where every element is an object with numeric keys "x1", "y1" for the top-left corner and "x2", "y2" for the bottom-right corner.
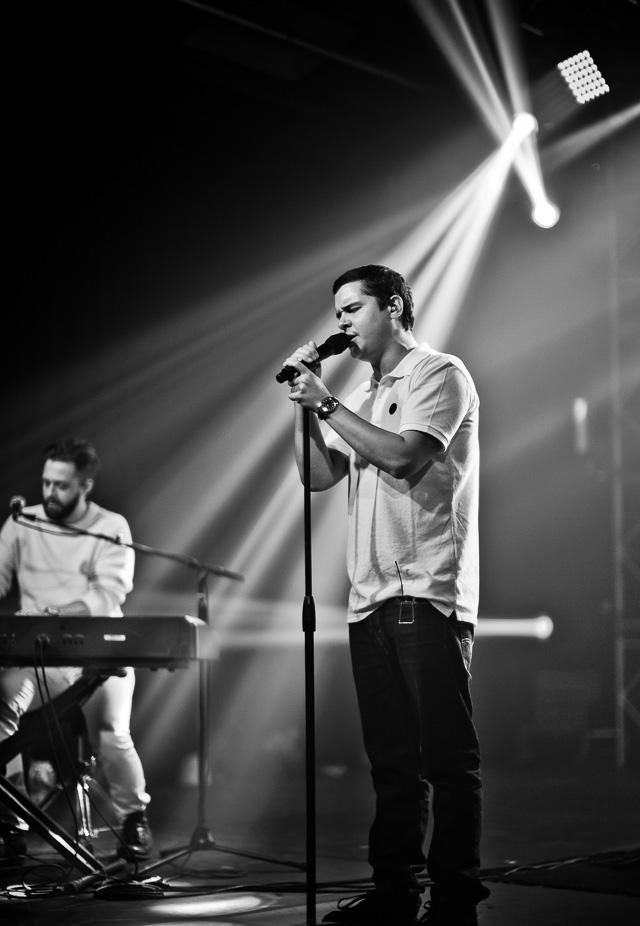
[
  {"x1": 419, "y1": 889, "x2": 489, "y2": 926},
  {"x1": 419, "y1": 900, "x2": 477, "y2": 925},
  {"x1": 116, "y1": 811, "x2": 153, "y2": 860},
  {"x1": 322, "y1": 889, "x2": 421, "y2": 924},
  {"x1": 418, "y1": 881, "x2": 491, "y2": 926},
  {"x1": 0, "y1": 825, "x2": 28, "y2": 861}
]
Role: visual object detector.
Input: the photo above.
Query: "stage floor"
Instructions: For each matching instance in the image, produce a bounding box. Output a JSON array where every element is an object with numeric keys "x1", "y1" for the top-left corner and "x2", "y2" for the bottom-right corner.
[{"x1": 1, "y1": 761, "x2": 639, "y2": 925}]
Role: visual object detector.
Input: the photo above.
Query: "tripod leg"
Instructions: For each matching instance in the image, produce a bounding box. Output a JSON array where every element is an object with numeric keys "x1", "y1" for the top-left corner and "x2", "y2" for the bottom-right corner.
[{"x1": 0, "y1": 772, "x2": 103, "y2": 875}]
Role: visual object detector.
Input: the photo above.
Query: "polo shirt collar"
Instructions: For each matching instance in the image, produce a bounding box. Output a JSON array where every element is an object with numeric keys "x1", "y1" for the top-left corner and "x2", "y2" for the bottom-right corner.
[{"x1": 366, "y1": 343, "x2": 432, "y2": 390}]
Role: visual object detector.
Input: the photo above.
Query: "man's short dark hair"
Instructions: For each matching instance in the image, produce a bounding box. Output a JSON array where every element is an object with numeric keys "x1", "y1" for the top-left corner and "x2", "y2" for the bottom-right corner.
[
  {"x1": 43, "y1": 438, "x2": 101, "y2": 481},
  {"x1": 332, "y1": 264, "x2": 414, "y2": 330}
]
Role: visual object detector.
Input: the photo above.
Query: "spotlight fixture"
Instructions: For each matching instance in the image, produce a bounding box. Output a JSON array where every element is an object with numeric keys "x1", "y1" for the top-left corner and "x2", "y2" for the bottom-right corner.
[
  {"x1": 557, "y1": 51, "x2": 610, "y2": 104},
  {"x1": 512, "y1": 111, "x2": 538, "y2": 140},
  {"x1": 531, "y1": 200, "x2": 560, "y2": 228}
]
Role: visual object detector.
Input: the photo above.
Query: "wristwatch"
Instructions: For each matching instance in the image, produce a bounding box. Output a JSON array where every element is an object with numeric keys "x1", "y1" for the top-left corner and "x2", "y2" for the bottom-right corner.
[{"x1": 317, "y1": 395, "x2": 340, "y2": 420}]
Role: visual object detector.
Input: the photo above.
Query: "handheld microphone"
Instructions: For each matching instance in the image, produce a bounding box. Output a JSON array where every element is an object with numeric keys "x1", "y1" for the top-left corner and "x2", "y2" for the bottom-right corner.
[
  {"x1": 276, "y1": 332, "x2": 354, "y2": 384},
  {"x1": 9, "y1": 496, "x2": 26, "y2": 519}
]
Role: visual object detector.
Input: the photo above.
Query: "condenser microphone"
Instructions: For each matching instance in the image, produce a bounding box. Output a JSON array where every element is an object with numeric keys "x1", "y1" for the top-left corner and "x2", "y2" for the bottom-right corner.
[
  {"x1": 275, "y1": 332, "x2": 354, "y2": 384},
  {"x1": 10, "y1": 496, "x2": 26, "y2": 519},
  {"x1": 9, "y1": 496, "x2": 37, "y2": 522}
]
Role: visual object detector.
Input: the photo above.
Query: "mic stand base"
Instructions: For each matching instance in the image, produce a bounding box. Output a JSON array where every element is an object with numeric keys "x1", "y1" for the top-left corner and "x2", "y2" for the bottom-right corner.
[
  {"x1": 187, "y1": 823, "x2": 219, "y2": 851},
  {"x1": 143, "y1": 828, "x2": 306, "y2": 875}
]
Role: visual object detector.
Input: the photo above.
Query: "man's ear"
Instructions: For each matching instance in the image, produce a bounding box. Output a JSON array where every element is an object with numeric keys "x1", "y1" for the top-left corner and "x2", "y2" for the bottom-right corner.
[
  {"x1": 81, "y1": 478, "x2": 94, "y2": 498},
  {"x1": 388, "y1": 295, "x2": 403, "y2": 320}
]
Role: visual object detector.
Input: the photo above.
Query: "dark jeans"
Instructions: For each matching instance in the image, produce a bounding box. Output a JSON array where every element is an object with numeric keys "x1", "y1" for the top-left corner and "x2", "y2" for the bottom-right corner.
[{"x1": 348, "y1": 598, "x2": 483, "y2": 900}]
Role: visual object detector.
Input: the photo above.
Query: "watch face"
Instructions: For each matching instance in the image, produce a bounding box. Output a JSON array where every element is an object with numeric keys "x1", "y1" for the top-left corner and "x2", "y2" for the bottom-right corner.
[{"x1": 318, "y1": 396, "x2": 339, "y2": 419}]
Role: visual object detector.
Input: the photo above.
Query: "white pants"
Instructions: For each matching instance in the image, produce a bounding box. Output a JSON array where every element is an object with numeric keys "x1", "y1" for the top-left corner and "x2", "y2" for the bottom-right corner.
[{"x1": 0, "y1": 666, "x2": 150, "y2": 824}]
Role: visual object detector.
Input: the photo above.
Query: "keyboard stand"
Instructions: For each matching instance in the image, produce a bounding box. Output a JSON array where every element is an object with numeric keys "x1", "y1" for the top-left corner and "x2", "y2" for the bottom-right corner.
[
  {"x1": 0, "y1": 670, "x2": 125, "y2": 878},
  {"x1": 0, "y1": 772, "x2": 104, "y2": 876}
]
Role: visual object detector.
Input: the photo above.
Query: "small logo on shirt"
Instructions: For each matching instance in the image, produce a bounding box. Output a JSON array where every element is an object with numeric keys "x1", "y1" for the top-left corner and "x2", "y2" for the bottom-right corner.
[{"x1": 389, "y1": 403, "x2": 398, "y2": 415}]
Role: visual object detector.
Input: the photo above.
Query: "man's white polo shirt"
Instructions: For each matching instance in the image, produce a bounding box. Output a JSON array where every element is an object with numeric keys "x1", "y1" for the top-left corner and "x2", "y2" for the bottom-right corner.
[{"x1": 325, "y1": 343, "x2": 480, "y2": 624}]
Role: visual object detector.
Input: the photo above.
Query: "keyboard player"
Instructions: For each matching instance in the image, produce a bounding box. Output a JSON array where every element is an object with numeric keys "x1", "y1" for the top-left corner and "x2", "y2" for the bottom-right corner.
[{"x1": 0, "y1": 438, "x2": 153, "y2": 861}]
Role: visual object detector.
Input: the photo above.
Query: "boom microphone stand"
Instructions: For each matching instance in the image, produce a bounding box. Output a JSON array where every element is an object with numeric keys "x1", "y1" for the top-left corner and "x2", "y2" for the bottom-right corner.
[{"x1": 140, "y1": 561, "x2": 305, "y2": 876}]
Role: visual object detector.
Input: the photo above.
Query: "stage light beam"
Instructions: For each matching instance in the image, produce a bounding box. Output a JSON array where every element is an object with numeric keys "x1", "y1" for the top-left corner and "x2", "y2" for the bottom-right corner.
[{"x1": 411, "y1": 0, "x2": 560, "y2": 230}]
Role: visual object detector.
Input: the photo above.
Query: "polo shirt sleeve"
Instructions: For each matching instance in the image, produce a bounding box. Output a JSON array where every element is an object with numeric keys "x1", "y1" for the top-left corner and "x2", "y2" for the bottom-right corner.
[
  {"x1": 399, "y1": 358, "x2": 475, "y2": 453},
  {"x1": 324, "y1": 430, "x2": 351, "y2": 460}
]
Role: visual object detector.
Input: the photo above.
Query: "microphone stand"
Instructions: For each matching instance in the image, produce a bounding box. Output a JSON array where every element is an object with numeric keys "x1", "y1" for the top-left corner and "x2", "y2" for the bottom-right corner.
[
  {"x1": 140, "y1": 560, "x2": 305, "y2": 877},
  {"x1": 13, "y1": 513, "x2": 305, "y2": 878},
  {"x1": 276, "y1": 346, "x2": 353, "y2": 925},
  {"x1": 301, "y1": 406, "x2": 318, "y2": 926}
]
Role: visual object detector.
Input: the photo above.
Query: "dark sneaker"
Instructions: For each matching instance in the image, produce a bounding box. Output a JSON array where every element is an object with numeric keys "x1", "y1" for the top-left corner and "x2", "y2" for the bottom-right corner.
[
  {"x1": 322, "y1": 889, "x2": 421, "y2": 924},
  {"x1": 116, "y1": 811, "x2": 153, "y2": 860},
  {"x1": 419, "y1": 896, "x2": 481, "y2": 925},
  {"x1": 419, "y1": 879, "x2": 490, "y2": 924},
  {"x1": 418, "y1": 900, "x2": 478, "y2": 926},
  {"x1": 0, "y1": 825, "x2": 28, "y2": 861}
]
